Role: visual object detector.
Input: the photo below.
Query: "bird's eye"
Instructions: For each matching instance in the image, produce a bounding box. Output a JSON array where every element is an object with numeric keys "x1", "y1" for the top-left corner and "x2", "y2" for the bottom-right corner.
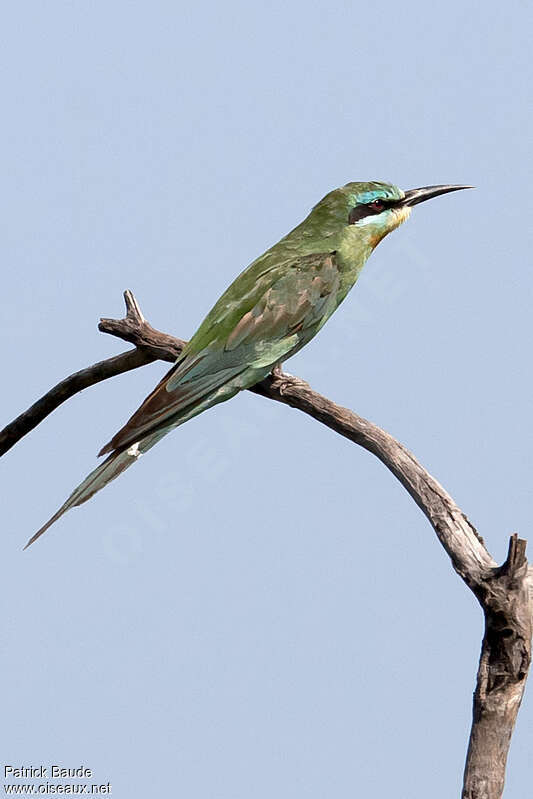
[{"x1": 348, "y1": 198, "x2": 388, "y2": 224}]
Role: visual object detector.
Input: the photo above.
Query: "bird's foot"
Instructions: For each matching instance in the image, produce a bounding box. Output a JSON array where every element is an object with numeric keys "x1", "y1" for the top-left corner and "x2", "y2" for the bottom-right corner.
[{"x1": 270, "y1": 363, "x2": 309, "y2": 395}]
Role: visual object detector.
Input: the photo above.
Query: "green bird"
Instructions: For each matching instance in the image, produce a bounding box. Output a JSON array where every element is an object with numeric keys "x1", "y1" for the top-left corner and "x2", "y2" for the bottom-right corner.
[{"x1": 25, "y1": 181, "x2": 471, "y2": 548}]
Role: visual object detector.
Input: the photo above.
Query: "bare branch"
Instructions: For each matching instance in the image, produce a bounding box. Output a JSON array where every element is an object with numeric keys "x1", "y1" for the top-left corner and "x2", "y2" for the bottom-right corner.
[
  {"x1": 2, "y1": 289, "x2": 531, "y2": 797},
  {"x1": 99, "y1": 289, "x2": 186, "y2": 360},
  {"x1": 0, "y1": 349, "x2": 156, "y2": 457},
  {"x1": 462, "y1": 534, "x2": 531, "y2": 799},
  {"x1": 0, "y1": 290, "x2": 181, "y2": 457}
]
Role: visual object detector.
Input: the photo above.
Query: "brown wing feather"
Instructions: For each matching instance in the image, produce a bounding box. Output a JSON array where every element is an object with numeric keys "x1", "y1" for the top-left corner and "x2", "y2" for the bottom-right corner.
[
  {"x1": 98, "y1": 355, "x2": 243, "y2": 455},
  {"x1": 98, "y1": 375, "x2": 170, "y2": 456}
]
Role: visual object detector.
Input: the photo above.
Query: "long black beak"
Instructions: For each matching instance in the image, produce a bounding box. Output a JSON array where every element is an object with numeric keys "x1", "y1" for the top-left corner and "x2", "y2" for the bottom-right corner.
[{"x1": 402, "y1": 184, "x2": 474, "y2": 207}]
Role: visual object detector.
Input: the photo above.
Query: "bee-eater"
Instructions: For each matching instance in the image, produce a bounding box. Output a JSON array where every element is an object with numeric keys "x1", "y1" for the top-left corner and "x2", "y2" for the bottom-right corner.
[{"x1": 25, "y1": 181, "x2": 471, "y2": 548}]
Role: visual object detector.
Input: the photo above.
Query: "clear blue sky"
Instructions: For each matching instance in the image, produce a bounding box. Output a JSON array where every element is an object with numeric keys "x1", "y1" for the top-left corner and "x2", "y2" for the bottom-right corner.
[{"x1": 2, "y1": 2, "x2": 532, "y2": 796}]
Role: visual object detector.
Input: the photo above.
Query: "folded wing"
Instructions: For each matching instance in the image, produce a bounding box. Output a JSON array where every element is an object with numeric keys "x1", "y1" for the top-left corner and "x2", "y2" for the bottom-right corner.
[{"x1": 100, "y1": 250, "x2": 340, "y2": 454}]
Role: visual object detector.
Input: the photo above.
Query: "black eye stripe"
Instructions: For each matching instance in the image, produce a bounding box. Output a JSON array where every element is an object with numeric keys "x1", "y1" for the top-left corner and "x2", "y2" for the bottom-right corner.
[{"x1": 348, "y1": 199, "x2": 395, "y2": 224}]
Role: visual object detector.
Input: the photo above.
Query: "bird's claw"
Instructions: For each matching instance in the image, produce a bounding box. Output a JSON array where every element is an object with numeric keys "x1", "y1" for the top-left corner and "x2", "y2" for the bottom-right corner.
[{"x1": 270, "y1": 364, "x2": 308, "y2": 395}]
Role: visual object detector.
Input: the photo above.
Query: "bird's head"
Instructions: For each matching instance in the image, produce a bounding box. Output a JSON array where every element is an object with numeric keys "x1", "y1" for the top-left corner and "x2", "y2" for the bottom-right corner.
[{"x1": 296, "y1": 181, "x2": 472, "y2": 257}]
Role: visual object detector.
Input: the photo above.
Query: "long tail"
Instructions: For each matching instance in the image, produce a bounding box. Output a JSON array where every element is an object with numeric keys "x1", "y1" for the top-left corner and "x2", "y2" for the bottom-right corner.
[
  {"x1": 25, "y1": 363, "x2": 252, "y2": 549},
  {"x1": 23, "y1": 430, "x2": 166, "y2": 549}
]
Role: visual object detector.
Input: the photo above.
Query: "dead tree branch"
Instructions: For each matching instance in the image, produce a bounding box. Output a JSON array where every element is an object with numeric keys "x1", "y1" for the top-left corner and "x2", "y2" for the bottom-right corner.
[
  {"x1": 0, "y1": 349, "x2": 156, "y2": 457},
  {"x1": 2, "y1": 289, "x2": 531, "y2": 798}
]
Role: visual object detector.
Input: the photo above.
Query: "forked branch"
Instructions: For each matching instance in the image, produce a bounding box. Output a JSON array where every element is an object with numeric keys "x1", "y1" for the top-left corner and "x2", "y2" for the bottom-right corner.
[{"x1": 2, "y1": 290, "x2": 531, "y2": 798}]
